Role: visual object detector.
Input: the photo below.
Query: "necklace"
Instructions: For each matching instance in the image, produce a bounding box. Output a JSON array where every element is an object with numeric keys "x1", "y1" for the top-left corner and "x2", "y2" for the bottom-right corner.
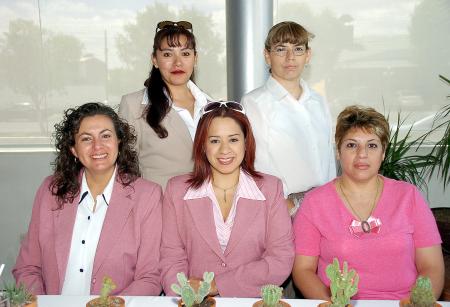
[
  {"x1": 338, "y1": 176, "x2": 380, "y2": 233},
  {"x1": 212, "y1": 181, "x2": 238, "y2": 203}
]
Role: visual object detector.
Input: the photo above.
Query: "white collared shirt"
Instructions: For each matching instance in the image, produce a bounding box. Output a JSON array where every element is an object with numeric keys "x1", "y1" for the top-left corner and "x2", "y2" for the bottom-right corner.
[
  {"x1": 141, "y1": 80, "x2": 210, "y2": 140},
  {"x1": 241, "y1": 76, "x2": 337, "y2": 197},
  {"x1": 184, "y1": 169, "x2": 266, "y2": 252},
  {"x1": 61, "y1": 167, "x2": 116, "y2": 295}
]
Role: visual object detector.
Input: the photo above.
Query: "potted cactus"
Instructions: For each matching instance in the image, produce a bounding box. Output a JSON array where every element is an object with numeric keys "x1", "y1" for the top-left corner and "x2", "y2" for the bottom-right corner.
[
  {"x1": 399, "y1": 276, "x2": 442, "y2": 307},
  {"x1": 3, "y1": 283, "x2": 36, "y2": 307},
  {"x1": 171, "y1": 272, "x2": 216, "y2": 307},
  {"x1": 318, "y1": 258, "x2": 359, "y2": 307},
  {"x1": 252, "y1": 284, "x2": 291, "y2": 307},
  {"x1": 86, "y1": 276, "x2": 125, "y2": 307}
]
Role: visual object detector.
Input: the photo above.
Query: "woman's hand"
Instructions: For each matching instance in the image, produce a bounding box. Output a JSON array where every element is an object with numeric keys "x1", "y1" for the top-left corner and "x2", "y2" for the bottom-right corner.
[
  {"x1": 292, "y1": 255, "x2": 330, "y2": 300},
  {"x1": 188, "y1": 277, "x2": 219, "y2": 296}
]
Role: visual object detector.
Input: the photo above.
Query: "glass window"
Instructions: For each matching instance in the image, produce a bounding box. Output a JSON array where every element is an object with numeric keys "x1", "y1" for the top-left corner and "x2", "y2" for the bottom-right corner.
[
  {"x1": 0, "y1": 0, "x2": 226, "y2": 149},
  {"x1": 275, "y1": 0, "x2": 450, "y2": 138}
]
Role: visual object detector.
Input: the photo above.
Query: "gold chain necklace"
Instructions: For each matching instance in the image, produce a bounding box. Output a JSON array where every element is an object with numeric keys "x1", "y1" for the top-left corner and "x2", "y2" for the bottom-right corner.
[
  {"x1": 212, "y1": 181, "x2": 238, "y2": 203},
  {"x1": 338, "y1": 176, "x2": 380, "y2": 233}
]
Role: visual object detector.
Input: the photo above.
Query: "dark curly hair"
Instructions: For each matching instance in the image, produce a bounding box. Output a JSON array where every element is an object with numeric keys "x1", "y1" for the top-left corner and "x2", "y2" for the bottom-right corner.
[{"x1": 50, "y1": 102, "x2": 141, "y2": 208}]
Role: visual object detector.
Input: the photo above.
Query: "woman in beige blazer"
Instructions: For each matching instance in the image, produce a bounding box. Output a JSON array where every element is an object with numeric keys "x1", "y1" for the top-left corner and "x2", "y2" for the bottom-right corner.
[{"x1": 119, "y1": 21, "x2": 211, "y2": 189}]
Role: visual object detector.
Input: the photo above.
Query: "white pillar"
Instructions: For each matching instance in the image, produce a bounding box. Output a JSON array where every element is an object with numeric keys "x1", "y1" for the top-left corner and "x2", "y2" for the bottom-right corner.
[{"x1": 226, "y1": 0, "x2": 273, "y2": 101}]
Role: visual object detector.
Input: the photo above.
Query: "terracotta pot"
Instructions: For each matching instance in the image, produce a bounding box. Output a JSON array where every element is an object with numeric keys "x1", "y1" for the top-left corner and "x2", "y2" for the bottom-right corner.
[
  {"x1": 24, "y1": 295, "x2": 38, "y2": 307},
  {"x1": 86, "y1": 296, "x2": 125, "y2": 307},
  {"x1": 399, "y1": 297, "x2": 442, "y2": 307},
  {"x1": 177, "y1": 297, "x2": 216, "y2": 307},
  {"x1": 252, "y1": 299, "x2": 291, "y2": 307},
  {"x1": 317, "y1": 302, "x2": 353, "y2": 307}
]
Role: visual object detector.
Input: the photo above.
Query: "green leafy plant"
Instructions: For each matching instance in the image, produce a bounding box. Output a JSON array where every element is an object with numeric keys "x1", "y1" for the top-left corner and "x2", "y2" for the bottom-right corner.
[
  {"x1": 325, "y1": 258, "x2": 359, "y2": 307},
  {"x1": 406, "y1": 276, "x2": 436, "y2": 307},
  {"x1": 171, "y1": 272, "x2": 214, "y2": 307},
  {"x1": 3, "y1": 282, "x2": 34, "y2": 307},
  {"x1": 422, "y1": 75, "x2": 450, "y2": 187},
  {"x1": 261, "y1": 284, "x2": 283, "y2": 307},
  {"x1": 380, "y1": 112, "x2": 438, "y2": 191},
  {"x1": 380, "y1": 74, "x2": 450, "y2": 191}
]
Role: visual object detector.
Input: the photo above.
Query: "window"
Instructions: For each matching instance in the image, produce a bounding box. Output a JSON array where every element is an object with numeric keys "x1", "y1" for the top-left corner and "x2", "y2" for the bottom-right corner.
[
  {"x1": 0, "y1": 0, "x2": 226, "y2": 149},
  {"x1": 275, "y1": 0, "x2": 450, "y2": 137}
]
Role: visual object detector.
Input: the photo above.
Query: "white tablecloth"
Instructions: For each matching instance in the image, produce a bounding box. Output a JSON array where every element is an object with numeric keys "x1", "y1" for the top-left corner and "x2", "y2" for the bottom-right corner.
[{"x1": 36, "y1": 295, "x2": 450, "y2": 307}]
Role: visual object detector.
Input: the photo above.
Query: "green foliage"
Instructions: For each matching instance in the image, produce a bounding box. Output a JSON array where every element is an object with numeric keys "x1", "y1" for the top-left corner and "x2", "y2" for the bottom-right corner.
[
  {"x1": 380, "y1": 113, "x2": 437, "y2": 191},
  {"x1": 3, "y1": 282, "x2": 34, "y2": 307},
  {"x1": 408, "y1": 276, "x2": 436, "y2": 307},
  {"x1": 325, "y1": 258, "x2": 359, "y2": 307},
  {"x1": 171, "y1": 272, "x2": 214, "y2": 307},
  {"x1": 380, "y1": 74, "x2": 450, "y2": 191},
  {"x1": 261, "y1": 284, "x2": 283, "y2": 307}
]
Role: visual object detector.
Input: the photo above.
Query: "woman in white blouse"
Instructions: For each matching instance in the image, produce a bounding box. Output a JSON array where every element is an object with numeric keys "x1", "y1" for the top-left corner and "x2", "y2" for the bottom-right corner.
[{"x1": 241, "y1": 21, "x2": 336, "y2": 218}]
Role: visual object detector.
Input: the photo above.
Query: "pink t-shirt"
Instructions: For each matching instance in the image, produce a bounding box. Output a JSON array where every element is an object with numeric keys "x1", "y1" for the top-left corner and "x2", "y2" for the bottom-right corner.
[{"x1": 293, "y1": 176, "x2": 441, "y2": 300}]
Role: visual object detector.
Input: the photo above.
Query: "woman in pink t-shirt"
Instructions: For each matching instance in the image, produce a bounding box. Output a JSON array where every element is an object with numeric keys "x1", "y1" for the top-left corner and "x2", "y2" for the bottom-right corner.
[{"x1": 292, "y1": 105, "x2": 444, "y2": 300}]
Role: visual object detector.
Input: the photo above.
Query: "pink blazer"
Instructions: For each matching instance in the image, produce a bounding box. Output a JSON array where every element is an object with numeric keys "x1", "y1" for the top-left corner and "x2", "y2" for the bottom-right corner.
[
  {"x1": 160, "y1": 173, "x2": 295, "y2": 297},
  {"x1": 13, "y1": 175, "x2": 162, "y2": 296}
]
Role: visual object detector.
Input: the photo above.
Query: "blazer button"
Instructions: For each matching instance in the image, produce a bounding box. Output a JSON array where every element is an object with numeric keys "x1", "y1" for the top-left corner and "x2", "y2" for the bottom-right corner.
[
  {"x1": 92, "y1": 278, "x2": 96, "y2": 284},
  {"x1": 221, "y1": 262, "x2": 226, "y2": 267}
]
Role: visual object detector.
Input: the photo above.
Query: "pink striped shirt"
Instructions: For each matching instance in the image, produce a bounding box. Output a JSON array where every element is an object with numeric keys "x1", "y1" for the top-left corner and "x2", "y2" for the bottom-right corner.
[{"x1": 184, "y1": 169, "x2": 266, "y2": 252}]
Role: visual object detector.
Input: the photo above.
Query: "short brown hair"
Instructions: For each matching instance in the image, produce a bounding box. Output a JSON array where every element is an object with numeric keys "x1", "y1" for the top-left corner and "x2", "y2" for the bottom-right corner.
[
  {"x1": 335, "y1": 105, "x2": 390, "y2": 152},
  {"x1": 265, "y1": 21, "x2": 314, "y2": 51}
]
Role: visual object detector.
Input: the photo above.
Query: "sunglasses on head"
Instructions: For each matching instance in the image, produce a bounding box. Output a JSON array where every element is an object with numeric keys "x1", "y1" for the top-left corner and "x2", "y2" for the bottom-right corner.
[
  {"x1": 200, "y1": 101, "x2": 245, "y2": 118},
  {"x1": 156, "y1": 20, "x2": 193, "y2": 32}
]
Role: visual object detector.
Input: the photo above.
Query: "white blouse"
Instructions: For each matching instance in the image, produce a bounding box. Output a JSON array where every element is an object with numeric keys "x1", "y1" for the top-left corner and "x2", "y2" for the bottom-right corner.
[
  {"x1": 61, "y1": 167, "x2": 116, "y2": 295},
  {"x1": 241, "y1": 76, "x2": 336, "y2": 197}
]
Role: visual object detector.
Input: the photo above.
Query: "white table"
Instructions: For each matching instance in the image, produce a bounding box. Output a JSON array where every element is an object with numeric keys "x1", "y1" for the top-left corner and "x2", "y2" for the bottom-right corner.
[{"x1": 36, "y1": 295, "x2": 450, "y2": 307}]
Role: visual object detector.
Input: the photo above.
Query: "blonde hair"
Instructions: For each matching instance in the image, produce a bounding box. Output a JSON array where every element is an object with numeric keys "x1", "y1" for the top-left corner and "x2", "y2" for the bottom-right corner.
[
  {"x1": 335, "y1": 105, "x2": 390, "y2": 152},
  {"x1": 264, "y1": 21, "x2": 314, "y2": 51}
]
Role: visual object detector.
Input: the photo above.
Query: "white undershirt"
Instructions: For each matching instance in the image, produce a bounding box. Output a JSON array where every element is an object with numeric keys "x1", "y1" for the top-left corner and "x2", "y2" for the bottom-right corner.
[
  {"x1": 61, "y1": 167, "x2": 116, "y2": 295},
  {"x1": 141, "y1": 80, "x2": 210, "y2": 140}
]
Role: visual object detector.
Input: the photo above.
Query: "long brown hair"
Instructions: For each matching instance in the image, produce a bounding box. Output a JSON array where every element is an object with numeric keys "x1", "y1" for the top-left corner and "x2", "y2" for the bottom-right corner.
[
  {"x1": 187, "y1": 107, "x2": 261, "y2": 188},
  {"x1": 144, "y1": 24, "x2": 197, "y2": 138}
]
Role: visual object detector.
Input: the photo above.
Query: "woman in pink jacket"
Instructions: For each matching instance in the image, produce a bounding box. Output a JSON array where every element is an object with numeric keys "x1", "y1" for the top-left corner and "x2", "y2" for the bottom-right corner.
[
  {"x1": 160, "y1": 101, "x2": 295, "y2": 297},
  {"x1": 13, "y1": 102, "x2": 162, "y2": 296}
]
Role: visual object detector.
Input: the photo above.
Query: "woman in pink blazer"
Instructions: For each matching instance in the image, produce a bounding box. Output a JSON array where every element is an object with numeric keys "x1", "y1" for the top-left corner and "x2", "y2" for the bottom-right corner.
[
  {"x1": 160, "y1": 101, "x2": 295, "y2": 297},
  {"x1": 13, "y1": 103, "x2": 162, "y2": 296}
]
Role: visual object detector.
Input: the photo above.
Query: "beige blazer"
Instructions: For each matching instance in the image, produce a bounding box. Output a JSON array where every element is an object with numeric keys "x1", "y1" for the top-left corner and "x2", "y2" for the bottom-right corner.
[{"x1": 119, "y1": 89, "x2": 194, "y2": 189}]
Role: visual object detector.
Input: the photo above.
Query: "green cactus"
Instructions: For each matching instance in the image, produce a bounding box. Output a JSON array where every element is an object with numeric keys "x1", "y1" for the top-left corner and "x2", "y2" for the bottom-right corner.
[
  {"x1": 98, "y1": 276, "x2": 117, "y2": 306},
  {"x1": 261, "y1": 284, "x2": 283, "y2": 307},
  {"x1": 171, "y1": 272, "x2": 215, "y2": 307},
  {"x1": 408, "y1": 276, "x2": 436, "y2": 307},
  {"x1": 325, "y1": 258, "x2": 359, "y2": 307}
]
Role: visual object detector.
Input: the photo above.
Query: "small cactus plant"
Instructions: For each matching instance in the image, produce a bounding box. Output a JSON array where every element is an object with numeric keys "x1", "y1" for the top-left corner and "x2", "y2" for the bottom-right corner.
[
  {"x1": 86, "y1": 276, "x2": 124, "y2": 307},
  {"x1": 171, "y1": 272, "x2": 214, "y2": 307},
  {"x1": 98, "y1": 277, "x2": 116, "y2": 306},
  {"x1": 325, "y1": 258, "x2": 359, "y2": 307},
  {"x1": 407, "y1": 276, "x2": 436, "y2": 307},
  {"x1": 261, "y1": 284, "x2": 283, "y2": 307}
]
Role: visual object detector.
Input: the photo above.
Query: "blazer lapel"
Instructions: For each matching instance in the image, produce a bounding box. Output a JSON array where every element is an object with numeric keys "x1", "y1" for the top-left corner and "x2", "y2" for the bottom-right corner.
[
  {"x1": 92, "y1": 180, "x2": 133, "y2": 276},
  {"x1": 186, "y1": 198, "x2": 225, "y2": 261},
  {"x1": 166, "y1": 109, "x2": 192, "y2": 149},
  {"x1": 53, "y1": 198, "x2": 78, "y2": 291},
  {"x1": 224, "y1": 198, "x2": 261, "y2": 256}
]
